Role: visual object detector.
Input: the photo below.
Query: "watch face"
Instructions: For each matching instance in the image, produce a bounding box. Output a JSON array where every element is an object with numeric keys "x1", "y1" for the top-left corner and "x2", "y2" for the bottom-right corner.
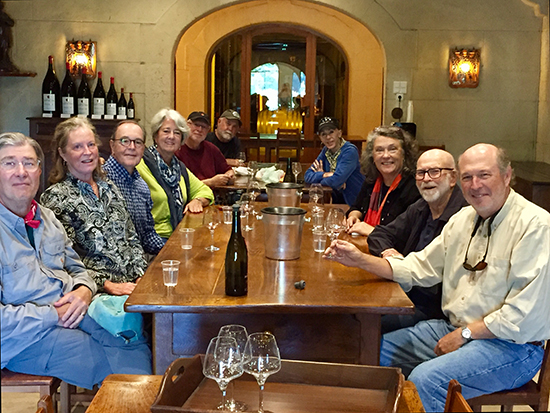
[{"x1": 462, "y1": 327, "x2": 472, "y2": 340}]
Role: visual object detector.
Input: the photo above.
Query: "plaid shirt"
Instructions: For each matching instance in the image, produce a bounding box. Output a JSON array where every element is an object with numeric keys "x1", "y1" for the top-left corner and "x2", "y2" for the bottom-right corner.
[{"x1": 104, "y1": 156, "x2": 166, "y2": 254}]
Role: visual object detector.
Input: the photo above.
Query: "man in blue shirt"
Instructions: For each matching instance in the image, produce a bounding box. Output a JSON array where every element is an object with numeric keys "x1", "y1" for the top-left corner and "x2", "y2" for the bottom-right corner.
[
  {"x1": 104, "y1": 120, "x2": 166, "y2": 255},
  {"x1": 0, "y1": 132, "x2": 151, "y2": 389}
]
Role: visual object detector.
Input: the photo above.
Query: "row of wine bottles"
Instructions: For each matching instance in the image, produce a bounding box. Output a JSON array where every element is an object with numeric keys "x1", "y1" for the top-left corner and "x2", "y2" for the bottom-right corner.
[{"x1": 42, "y1": 55, "x2": 135, "y2": 119}]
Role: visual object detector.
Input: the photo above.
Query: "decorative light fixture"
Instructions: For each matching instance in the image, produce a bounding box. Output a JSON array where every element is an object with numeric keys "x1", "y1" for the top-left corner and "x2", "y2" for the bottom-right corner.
[
  {"x1": 449, "y1": 48, "x2": 480, "y2": 88},
  {"x1": 66, "y1": 40, "x2": 96, "y2": 77}
]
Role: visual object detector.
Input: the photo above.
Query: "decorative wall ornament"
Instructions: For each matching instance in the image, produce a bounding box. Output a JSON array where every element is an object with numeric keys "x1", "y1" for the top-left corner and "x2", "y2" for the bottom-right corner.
[
  {"x1": 66, "y1": 40, "x2": 96, "y2": 77},
  {"x1": 449, "y1": 48, "x2": 480, "y2": 88}
]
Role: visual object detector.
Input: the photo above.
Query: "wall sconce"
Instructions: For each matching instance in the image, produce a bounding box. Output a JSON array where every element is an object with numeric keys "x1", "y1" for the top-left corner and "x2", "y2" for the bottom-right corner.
[
  {"x1": 66, "y1": 40, "x2": 96, "y2": 77},
  {"x1": 449, "y1": 48, "x2": 480, "y2": 88}
]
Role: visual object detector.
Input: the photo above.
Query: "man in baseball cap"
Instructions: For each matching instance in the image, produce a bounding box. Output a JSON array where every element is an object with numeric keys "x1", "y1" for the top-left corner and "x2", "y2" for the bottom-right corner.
[{"x1": 206, "y1": 109, "x2": 243, "y2": 167}]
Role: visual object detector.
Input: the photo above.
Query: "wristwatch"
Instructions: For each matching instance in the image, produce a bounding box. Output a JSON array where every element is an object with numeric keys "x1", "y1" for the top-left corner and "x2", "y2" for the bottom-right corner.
[{"x1": 461, "y1": 326, "x2": 473, "y2": 342}]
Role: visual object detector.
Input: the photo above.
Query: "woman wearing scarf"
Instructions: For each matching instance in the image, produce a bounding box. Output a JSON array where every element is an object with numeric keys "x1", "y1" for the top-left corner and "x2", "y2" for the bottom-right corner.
[
  {"x1": 304, "y1": 117, "x2": 365, "y2": 206},
  {"x1": 136, "y1": 108, "x2": 214, "y2": 240},
  {"x1": 345, "y1": 125, "x2": 420, "y2": 236}
]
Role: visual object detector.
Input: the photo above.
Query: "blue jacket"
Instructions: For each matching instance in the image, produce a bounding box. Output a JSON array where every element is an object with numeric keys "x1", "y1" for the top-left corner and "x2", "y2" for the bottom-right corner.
[{"x1": 304, "y1": 141, "x2": 365, "y2": 205}]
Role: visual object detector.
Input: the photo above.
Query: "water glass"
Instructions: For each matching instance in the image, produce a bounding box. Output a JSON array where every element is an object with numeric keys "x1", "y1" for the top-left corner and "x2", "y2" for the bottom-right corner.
[
  {"x1": 312, "y1": 229, "x2": 328, "y2": 252},
  {"x1": 179, "y1": 228, "x2": 195, "y2": 249},
  {"x1": 161, "y1": 260, "x2": 180, "y2": 287},
  {"x1": 311, "y1": 208, "x2": 325, "y2": 231},
  {"x1": 222, "y1": 206, "x2": 233, "y2": 224}
]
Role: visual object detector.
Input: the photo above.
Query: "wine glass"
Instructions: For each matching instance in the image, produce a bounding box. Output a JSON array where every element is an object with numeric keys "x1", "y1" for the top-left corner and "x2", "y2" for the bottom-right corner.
[
  {"x1": 326, "y1": 207, "x2": 345, "y2": 243},
  {"x1": 243, "y1": 332, "x2": 281, "y2": 413},
  {"x1": 238, "y1": 152, "x2": 246, "y2": 167},
  {"x1": 249, "y1": 161, "x2": 259, "y2": 180},
  {"x1": 204, "y1": 207, "x2": 221, "y2": 251},
  {"x1": 308, "y1": 183, "x2": 324, "y2": 213},
  {"x1": 240, "y1": 193, "x2": 254, "y2": 231},
  {"x1": 292, "y1": 162, "x2": 302, "y2": 183},
  {"x1": 218, "y1": 325, "x2": 249, "y2": 411},
  {"x1": 203, "y1": 336, "x2": 244, "y2": 412}
]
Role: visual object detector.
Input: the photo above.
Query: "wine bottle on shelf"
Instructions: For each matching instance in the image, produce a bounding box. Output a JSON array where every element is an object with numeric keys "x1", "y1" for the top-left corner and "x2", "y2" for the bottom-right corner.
[
  {"x1": 127, "y1": 93, "x2": 135, "y2": 119},
  {"x1": 42, "y1": 55, "x2": 60, "y2": 117},
  {"x1": 77, "y1": 68, "x2": 91, "y2": 117},
  {"x1": 92, "y1": 71, "x2": 106, "y2": 118},
  {"x1": 283, "y1": 157, "x2": 294, "y2": 182},
  {"x1": 106, "y1": 77, "x2": 118, "y2": 118},
  {"x1": 60, "y1": 62, "x2": 76, "y2": 118},
  {"x1": 225, "y1": 204, "x2": 248, "y2": 296},
  {"x1": 117, "y1": 87, "x2": 127, "y2": 119}
]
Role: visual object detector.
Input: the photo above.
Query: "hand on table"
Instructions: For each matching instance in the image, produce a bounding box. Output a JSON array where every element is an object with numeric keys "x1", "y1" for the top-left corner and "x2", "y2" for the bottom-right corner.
[
  {"x1": 348, "y1": 221, "x2": 374, "y2": 237},
  {"x1": 345, "y1": 215, "x2": 360, "y2": 230},
  {"x1": 103, "y1": 280, "x2": 137, "y2": 296},
  {"x1": 184, "y1": 198, "x2": 206, "y2": 214},
  {"x1": 206, "y1": 174, "x2": 231, "y2": 187},
  {"x1": 323, "y1": 239, "x2": 368, "y2": 268},
  {"x1": 54, "y1": 285, "x2": 92, "y2": 329},
  {"x1": 381, "y1": 248, "x2": 403, "y2": 259}
]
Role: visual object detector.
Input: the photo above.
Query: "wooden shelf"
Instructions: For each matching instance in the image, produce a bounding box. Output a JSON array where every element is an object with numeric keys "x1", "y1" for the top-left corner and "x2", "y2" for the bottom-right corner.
[{"x1": 0, "y1": 70, "x2": 37, "y2": 77}]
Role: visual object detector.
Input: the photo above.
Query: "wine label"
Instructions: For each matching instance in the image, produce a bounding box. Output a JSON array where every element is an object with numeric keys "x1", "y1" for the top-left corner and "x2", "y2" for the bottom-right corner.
[
  {"x1": 43, "y1": 93, "x2": 56, "y2": 111},
  {"x1": 106, "y1": 103, "x2": 117, "y2": 116},
  {"x1": 118, "y1": 107, "x2": 127, "y2": 117},
  {"x1": 93, "y1": 98, "x2": 105, "y2": 115},
  {"x1": 77, "y1": 98, "x2": 89, "y2": 115},
  {"x1": 127, "y1": 109, "x2": 134, "y2": 119},
  {"x1": 62, "y1": 97, "x2": 74, "y2": 115}
]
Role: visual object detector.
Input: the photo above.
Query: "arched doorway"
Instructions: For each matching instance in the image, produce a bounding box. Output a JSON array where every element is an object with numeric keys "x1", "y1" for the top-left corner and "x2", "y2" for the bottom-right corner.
[{"x1": 175, "y1": 0, "x2": 384, "y2": 139}]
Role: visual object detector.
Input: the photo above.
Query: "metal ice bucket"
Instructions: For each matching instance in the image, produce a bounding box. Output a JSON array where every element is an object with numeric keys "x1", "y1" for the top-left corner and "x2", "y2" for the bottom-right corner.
[
  {"x1": 261, "y1": 207, "x2": 307, "y2": 260},
  {"x1": 266, "y1": 182, "x2": 303, "y2": 207}
]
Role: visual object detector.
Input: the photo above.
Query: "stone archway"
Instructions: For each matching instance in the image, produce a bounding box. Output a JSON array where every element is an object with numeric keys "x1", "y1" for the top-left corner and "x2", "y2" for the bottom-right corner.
[{"x1": 174, "y1": 0, "x2": 384, "y2": 138}]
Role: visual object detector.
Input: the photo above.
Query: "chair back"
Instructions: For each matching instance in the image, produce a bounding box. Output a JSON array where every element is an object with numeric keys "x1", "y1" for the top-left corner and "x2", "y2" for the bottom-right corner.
[
  {"x1": 276, "y1": 128, "x2": 302, "y2": 162},
  {"x1": 37, "y1": 394, "x2": 54, "y2": 413},
  {"x1": 445, "y1": 379, "x2": 473, "y2": 412}
]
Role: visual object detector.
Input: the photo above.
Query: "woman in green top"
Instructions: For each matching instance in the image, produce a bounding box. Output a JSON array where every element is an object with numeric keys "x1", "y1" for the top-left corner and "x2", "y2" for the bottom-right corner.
[{"x1": 136, "y1": 108, "x2": 214, "y2": 239}]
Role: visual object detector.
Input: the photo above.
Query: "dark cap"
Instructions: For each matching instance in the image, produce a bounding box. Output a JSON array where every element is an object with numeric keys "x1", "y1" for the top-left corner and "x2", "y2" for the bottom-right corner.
[
  {"x1": 188, "y1": 111, "x2": 211, "y2": 126},
  {"x1": 220, "y1": 109, "x2": 242, "y2": 125},
  {"x1": 318, "y1": 117, "x2": 339, "y2": 132}
]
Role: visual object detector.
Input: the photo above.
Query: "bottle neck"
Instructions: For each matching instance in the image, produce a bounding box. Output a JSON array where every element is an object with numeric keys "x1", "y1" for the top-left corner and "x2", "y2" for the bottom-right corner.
[{"x1": 232, "y1": 207, "x2": 242, "y2": 235}]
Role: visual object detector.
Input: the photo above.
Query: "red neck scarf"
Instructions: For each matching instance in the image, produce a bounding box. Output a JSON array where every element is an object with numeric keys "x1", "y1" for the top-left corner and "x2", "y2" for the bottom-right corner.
[
  {"x1": 24, "y1": 200, "x2": 41, "y2": 229},
  {"x1": 365, "y1": 174, "x2": 402, "y2": 226}
]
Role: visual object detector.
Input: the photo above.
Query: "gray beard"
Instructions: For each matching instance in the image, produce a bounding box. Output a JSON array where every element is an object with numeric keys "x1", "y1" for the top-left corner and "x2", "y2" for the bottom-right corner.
[{"x1": 419, "y1": 177, "x2": 452, "y2": 203}]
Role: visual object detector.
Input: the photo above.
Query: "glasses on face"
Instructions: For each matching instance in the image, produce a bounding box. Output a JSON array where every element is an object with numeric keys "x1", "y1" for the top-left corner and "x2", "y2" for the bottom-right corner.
[
  {"x1": 415, "y1": 168, "x2": 454, "y2": 181},
  {"x1": 114, "y1": 138, "x2": 145, "y2": 147},
  {"x1": 462, "y1": 214, "x2": 496, "y2": 272},
  {"x1": 0, "y1": 158, "x2": 41, "y2": 172}
]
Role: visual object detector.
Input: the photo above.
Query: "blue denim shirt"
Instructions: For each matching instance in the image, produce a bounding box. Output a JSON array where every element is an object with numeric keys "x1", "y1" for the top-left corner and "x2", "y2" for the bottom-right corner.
[{"x1": 0, "y1": 202, "x2": 97, "y2": 368}]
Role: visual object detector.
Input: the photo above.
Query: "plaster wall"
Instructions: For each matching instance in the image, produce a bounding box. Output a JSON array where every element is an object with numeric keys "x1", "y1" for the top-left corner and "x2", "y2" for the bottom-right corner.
[{"x1": 0, "y1": 0, "x2": 546, "y2": 161}]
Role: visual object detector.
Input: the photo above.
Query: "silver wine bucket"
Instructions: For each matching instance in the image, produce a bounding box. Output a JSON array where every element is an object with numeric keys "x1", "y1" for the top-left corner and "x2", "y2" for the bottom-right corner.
[
  {"x1": 261, "y1": 207, "x2": 307, "y2": 260},
  {"x1": 266, "y1": 182, "x2": 303, "y2": 207}
]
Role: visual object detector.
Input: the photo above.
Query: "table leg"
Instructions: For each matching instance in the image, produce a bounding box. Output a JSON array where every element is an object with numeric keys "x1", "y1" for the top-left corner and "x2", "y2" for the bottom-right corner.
[
  {"x1": 153, "y1": 313, "x2": 174, "y2": 375},
  {"x1": 357, "y1": 313, "x2": 381, "y2": 365}
]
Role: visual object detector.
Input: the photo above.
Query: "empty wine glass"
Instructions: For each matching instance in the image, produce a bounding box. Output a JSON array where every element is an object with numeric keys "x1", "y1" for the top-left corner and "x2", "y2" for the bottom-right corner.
[
  {"x1": 218, "y1": 325, "x2": 249, "y2": 412},
  {"x1": 240, "y1": 193, "x2": 254, "y2": 231},
  {"x1": 204, "y1": 207, "x2": 221, "y2": 251},
  {"x1": 243, "y1": 332, "x2": 281, "y2": 413},
  {"x1": 326, "y1": 207, "x2": 345, "y2": 243},
  {"x1": 292, "y1": 162, "x2": 302, "y2": 183},
  {"x1": 249, "y1": 161, "x2": 259, "y2": 180},
  {"x1": 203, "y1": 336, "x2": 244, "y2": 412},
  {"x1": 238, "y1": 152, "x2": 246, "y2": 167},
  {"x1": 308, "y1": 183, "x2": 324, "y2": 213}
]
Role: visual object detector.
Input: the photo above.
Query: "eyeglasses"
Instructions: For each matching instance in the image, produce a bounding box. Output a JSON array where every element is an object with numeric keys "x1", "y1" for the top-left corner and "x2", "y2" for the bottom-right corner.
[
  {"x1": 462, "y1": 214, "x2": 497, "y2": 272},
  {"x1": 0, "y1": 158, "x2": 41, "y2": 172},
  {"x1": 415, "y1": 168, "x2": 454, "y2": 180},
  {"x1": 114, "y1": 138, "x2": 145, "y2": 147}
]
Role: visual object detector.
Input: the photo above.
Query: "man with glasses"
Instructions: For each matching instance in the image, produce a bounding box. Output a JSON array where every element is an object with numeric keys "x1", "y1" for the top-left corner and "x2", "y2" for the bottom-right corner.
[
  {"x1": 103, "y1": 120, "x2": 166, "y2": 255},
  {"x1": 175, "y1": 111, "x2": 235, "y2": 188},
  {"x1": 325, "y1": 143, "x2": 550, "y2": 411},
  {"x1": 0, "y1": 132, "x2": 152, "y2": 389},
  {"x1": 368, "y1": 149, "x2": 467, "y2": 333}
]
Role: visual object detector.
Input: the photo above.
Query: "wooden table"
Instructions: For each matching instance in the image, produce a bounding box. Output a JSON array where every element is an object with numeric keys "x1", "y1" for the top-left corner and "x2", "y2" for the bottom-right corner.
[
  {"x1": 85, "y1": 374, "x2": 424, "y2": 413},
  {"x1": 126, "y1": 205, "x2": 413, "y2": 374}
]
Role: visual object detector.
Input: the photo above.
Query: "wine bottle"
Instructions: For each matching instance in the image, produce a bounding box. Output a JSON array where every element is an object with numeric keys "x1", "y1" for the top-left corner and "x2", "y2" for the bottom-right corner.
[
  {"x1": 117, "y1": 87, "x2": 127, "y2": 118},
  {"x1": 106, "y1": 77, "x2": 118, "y2": 117},
  {"x1": 225, "y1": 204, "x2": 248, "y2": 296},
  {"x1": 42, "y1": 55, "x2": 60, "y2": 117},
  {"x1": 60, "y1": 62, "x2": 76, "y2": 117},
  {"x1": 93, "y1": 71, "x2": 106, "y2": 117},
  {"x1": 127, "y1": 92, "x2": 135, "y2": 119},
  {"x1": 77, "y1": 68, "x2": 91, "y2": 117},
  {"x1": 283, "y1": 157, "x2": 294, "y2": 182}
]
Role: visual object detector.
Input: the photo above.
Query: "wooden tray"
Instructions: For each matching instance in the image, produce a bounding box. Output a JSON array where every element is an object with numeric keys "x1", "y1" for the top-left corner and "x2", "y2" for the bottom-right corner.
[{"x1": 151, "y1": 355, "x2": 404, "y2": 413}]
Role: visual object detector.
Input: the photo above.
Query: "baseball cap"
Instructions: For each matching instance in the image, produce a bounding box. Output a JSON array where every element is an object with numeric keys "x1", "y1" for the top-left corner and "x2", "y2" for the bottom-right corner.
[
  {"x1": 188, "y1": 111, "x2": 211, "y2": 126},
  {"x1": 220, "y1": 109, "x2": 242, "y2": 125},
  {"x1": 318, "y1": 117, "x2": 339, "y2": 132}
]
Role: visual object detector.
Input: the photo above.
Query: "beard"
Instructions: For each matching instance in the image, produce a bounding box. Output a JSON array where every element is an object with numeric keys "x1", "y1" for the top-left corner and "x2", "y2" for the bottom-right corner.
[
  {"x1": 217, "y1": 129, "x2": 233, "y2": 142},
  {"x1": 419, "y1": 175, "x2": 452, "y2": 203}
]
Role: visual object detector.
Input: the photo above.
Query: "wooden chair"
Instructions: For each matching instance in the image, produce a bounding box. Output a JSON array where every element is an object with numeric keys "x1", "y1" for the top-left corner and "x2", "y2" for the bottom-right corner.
[
  {"x1": 445, "y1": 379, "x2": 473, "y2": 412},
  {"x1": 238, "y1": 132, "x2": 260, "y2": 162},
  {"x1": 468, "y1": 342, "x2": 550, "y2": 412},
  {"x1": 1, "y1": 369, "x2": 61, "y2": 413},
  {"x1": 37, "y1": 394, "x2": 54, "y2": 413},
  {"x1": 276, "y1": 128, "x2": 302, "y2": 162}
]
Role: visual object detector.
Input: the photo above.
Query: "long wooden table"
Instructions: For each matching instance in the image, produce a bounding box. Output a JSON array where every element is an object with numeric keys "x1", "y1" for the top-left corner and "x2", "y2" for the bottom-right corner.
[
  {"x1": 85, "y1": 374, "x2": 425, "y2": 413},
  {"x1": 126, "y1": 205, "x2": 413, "y2": 374}
]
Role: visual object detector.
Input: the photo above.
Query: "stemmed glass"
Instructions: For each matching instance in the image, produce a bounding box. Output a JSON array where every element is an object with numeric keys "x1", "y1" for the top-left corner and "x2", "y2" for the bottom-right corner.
[
  {"x1": 218, "y1": 325, "x2": 249, "y2": 412},
  {"x1": 308, "y1": 183, "x2": 324, "y2": 213},
  {"x1": 249, "y1": 161, "x2": 259, "y2": 180},
  {"x1": 326, "y1": 207, "x2": 345, "y2": 243},
  {"x1": 204, "y1": 207, "x2": 221, "y2": 251},
  {"x1": 240, "y1": 193, "x2": 254, "y2": 231},
  {"x1": 292, "y1": 162, "x2": 302, "y2": 183},
  {"x1": 248, "y1": 181, "x2": 262, "y2": 217},
  {"x1": 203, "y1": 336, "x2": 244, "y2": 412},
  {"x1": 238, "y1": 152, "x2": 246, "y2": 167},
  {"x1": 243, "y1": 332, "x2": 281, "y2": 413}
]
